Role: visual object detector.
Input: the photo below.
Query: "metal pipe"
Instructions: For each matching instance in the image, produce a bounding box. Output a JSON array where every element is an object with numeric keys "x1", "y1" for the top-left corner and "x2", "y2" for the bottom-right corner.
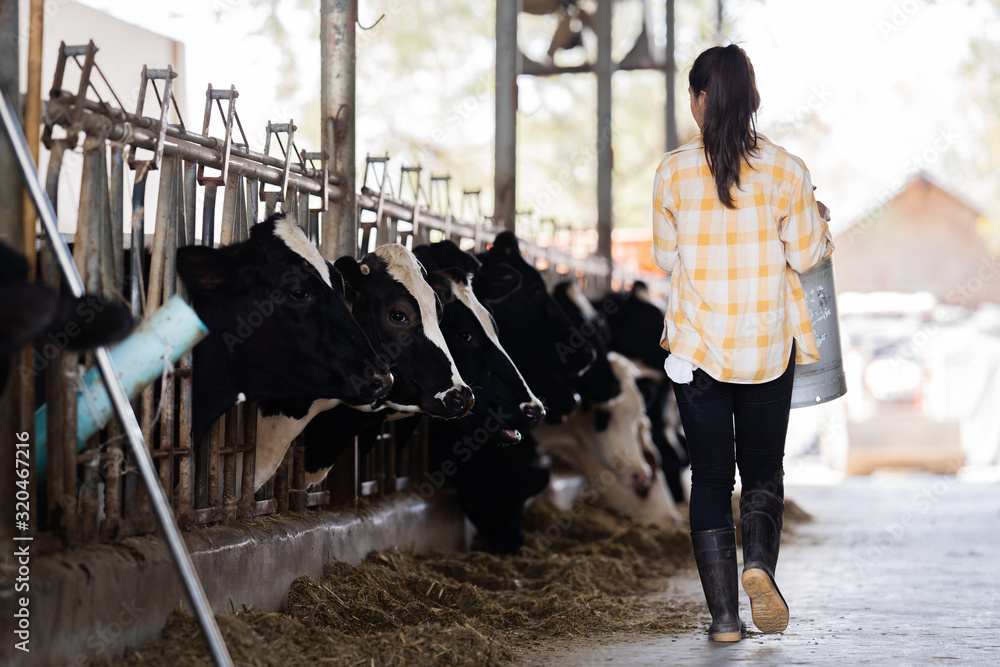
[
  {"x1": 320, "y1": 0, "x2": 357, "y2": 259},
  {"x1": 0, "y1": 89, "x2": 234, "y2": 667},
  {"x1": 494, "y1": 0, "x2": 518, "y2": 232},
  {"x1": 46, "y1": 97, "x2": 341, "y2": 200}
]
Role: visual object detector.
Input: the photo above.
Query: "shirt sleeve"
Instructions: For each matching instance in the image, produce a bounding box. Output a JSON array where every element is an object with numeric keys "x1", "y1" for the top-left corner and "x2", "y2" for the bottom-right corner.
[
  {"x1": 651, "y1": 166, "x2": 679, "y2": 274},
  {"x1": 779, "y1": 167, "x2": 834, "y2": 275}
]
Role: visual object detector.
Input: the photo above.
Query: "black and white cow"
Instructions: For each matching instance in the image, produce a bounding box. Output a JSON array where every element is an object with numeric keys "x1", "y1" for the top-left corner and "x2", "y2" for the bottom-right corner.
[
  {"x1": 176, "y1": 214, "x2": 392, "y2": 449},
  {"x1": 254, "y1": 242, "x2": 474, "y2": 490},
  {"x1": 411, "y1": 240, "x2": 556, "y2": 552},
  {"x1": 474, "y1": 232, "x2": 596, "y2": 423},
  {"x1": 414, "y1": 240, "x2": 545, "y2": 441},
  {"x1": 603, "y1": 282, "x2": 689, "y2": 503},
  {"x1": 536, "y1": 351, "x2": 682, "y2": 526},
  {"x1": 0, "y1": 241, "x2": 133, "y2": 391},
  {"x1": 552, "y1": 281, "x2": 621, "y2": 408}
]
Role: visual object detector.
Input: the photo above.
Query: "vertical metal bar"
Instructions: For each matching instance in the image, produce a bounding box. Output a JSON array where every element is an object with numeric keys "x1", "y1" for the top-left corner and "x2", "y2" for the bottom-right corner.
[
  {"x1": 158, "y1": 159, "x2": 181, "y2": 498},
  {"x1": 665, "y1": 0, "x2": 677, "y2": 152},
  {"x1": 220, "y1": 170, "x2": 240, "y2": 245},
  {"x1": 596, "y1": 0, "x2": 614, "y2": 295},
  {"x1": 494, "y1": 0, "x2": 518, "y2": 233},
  {"x1": 320, "y1": 0, "x2": 357, "y2": 259},
  {"x1": 184, "y1": 161, "x2": 197, "y2": 245},
  {"x1": 130, "y1": 163, "x2": 149, "y2": 316},
  {"x1": 126, "y1": 163, "x2": 149, "y2": 521},
  {"x1": 202, "y1": 183, "x2": 217, "y2": 247},
  {"x1": 42, "y1": 140, "x2": 66, "y2": 527},
  {"x1": 176, "y1": 347, "x2": 195, "y2": 520},
  {"x1": 206, "y1": 420, "x2": 223, "y2": 508},
  {"x1": 4, "y1": 91, "x2": 234, "y2": 667},
  {"x1": 223, "y1": 406, "x2": 238, "y2": 510},
  {"x1": 275, "y1": 440, "x2": 290, "y2": 513},
  {"x1": 238, "y1": 402, "x2": 257, "y2": 519},
  {"x1": 110, "y1": 144, "x2": 125, "y2": 292},
  {"x1": 245, "y1": 176, "x2": 258, "y2": 230}
]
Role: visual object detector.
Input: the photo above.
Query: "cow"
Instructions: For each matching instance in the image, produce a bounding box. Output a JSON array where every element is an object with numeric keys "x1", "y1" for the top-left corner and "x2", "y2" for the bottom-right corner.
[
  {"x1": 414, "y1": 239, "x2": 545, "y2": 442},
  {"x1": 603, "y1": 282, "x2": 689, "y2": 503},
  {"x1": 175, "y1": 214, "x2": 392, "y2": 450},
  {"x1": 536, "y1": 351, "x2": 682, "y2": 526},
  {"x1": 253, "y1": 242, "x2": 475, "y2": 491},
  {"x1": 403, "y1": 240, "x2": 553, "y2": 552},
  {"x1": 473, "y1": 231, "x2": 596, "y2": 423},
  {"x1": 1, "y1": 241, "x2": 134, "y2": 392},
  {"x1": 551, "y1": 280, "x2": 621, "y2": 408}
]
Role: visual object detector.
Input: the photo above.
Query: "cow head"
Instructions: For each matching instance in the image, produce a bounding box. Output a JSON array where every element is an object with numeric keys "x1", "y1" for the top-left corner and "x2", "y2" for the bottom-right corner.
[
  {"x1": 604, "y1": 281, "x2": 669, "y2": 380},
  {"x1": 474, "y1": 232, "x2": 596, "y2": 421},
  {"x1": 334, "y1": 243, "x2": 473, "y2": 419},
  {"x1": 415, "y1": 240, "x2": 545, "y2": 444},
  {"x1": 568, "y1": 351, "x2": 656, "y2": 498},
  {"x1": 552, "y1": 281, "x2": 621, "y2": 408},
  {"x1": 177, "y1": 214, "x2": 391, "y2": 445},
  {"x1": 0, "y1": 241, "x2": 133, "y2": 391}
]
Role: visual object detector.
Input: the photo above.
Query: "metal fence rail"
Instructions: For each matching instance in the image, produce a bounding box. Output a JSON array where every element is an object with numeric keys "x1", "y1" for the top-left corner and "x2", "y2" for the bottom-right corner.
[{"x1": 24, "y1": 42, "x2": 612, "y2": 547}]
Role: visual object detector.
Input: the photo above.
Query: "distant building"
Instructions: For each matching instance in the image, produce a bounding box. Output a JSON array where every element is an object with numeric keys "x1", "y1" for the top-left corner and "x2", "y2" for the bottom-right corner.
[{"x1": 833, "y1": 173, "x2": 999, "y2": 306}]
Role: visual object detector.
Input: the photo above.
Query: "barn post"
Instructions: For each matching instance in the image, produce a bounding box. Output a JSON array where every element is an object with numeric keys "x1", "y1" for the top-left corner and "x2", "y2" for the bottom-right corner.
[
  {"x1": 595, "y1": 0, "x2": 614, "y2": 294},
  {"x1": 495, "y1": 0, "x2": 519, "y2": 233},
  {"x1": 320, "y1": 0, "x2": 358, "y2": 259},
  {"x1": 665, "y1": 0, "x2": 677, "y2": 151},
  {"x1": 0, "y1": 0, "x2": 24, "y2": 565}
]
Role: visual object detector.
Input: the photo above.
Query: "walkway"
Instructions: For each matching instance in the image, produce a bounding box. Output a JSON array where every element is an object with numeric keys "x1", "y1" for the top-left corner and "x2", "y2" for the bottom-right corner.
[{"x1": 531, "y1": 471, "x2": 1000, "y2": 666}]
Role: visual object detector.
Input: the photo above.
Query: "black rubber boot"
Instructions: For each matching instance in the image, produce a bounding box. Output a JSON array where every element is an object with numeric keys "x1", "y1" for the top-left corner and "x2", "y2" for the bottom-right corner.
[
  {"x1": 691, "y1": 527, "x2": 746, "y2": 642},
  {"x1": 740, "y1": 489, "x2": 789, "y2": 633}
]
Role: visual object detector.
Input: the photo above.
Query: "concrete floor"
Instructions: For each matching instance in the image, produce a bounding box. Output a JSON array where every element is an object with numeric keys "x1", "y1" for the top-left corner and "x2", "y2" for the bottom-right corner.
[{"x1": 532, "y1": 470, "x2": 1000, "y2": 666}]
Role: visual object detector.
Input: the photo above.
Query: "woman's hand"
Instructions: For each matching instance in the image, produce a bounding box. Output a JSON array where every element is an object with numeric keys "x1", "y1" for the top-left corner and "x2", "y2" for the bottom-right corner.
[{"x1": 816, "y1": 200, "x2": 831, "y2": 222}]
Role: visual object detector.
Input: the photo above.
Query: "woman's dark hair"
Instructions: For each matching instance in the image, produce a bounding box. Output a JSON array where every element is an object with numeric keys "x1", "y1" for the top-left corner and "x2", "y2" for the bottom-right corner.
[{"x1": 689, "y1": 44, "x2": 761, "y2": 208}]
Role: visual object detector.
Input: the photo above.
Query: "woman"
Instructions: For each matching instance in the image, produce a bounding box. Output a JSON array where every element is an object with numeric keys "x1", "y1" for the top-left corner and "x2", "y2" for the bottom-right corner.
[{"x1": 651, "y1": 44, "x2": 833, "y2": 642}]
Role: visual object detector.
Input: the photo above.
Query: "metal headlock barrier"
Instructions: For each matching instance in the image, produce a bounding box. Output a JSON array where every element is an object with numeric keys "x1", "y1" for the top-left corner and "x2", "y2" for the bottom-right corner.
[{"x1": 5, "y1": 40, "x2": 613, "y2": 662}]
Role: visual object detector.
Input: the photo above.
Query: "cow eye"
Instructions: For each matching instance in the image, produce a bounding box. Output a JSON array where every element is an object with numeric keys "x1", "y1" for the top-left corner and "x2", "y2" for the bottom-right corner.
[
  {"x1": 458, "y1": 330, "x2": 474, "y2": 344},
  {"x1": 389, "y1": 310, "x2": 408, "y2": 325},
  {"x1": 290, "y1": 289, "x2": 310, "y2": 301}
]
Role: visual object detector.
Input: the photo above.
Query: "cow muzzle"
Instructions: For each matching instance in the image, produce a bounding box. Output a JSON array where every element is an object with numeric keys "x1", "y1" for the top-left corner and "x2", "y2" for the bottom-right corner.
[
  {"x1": 626, "y1": 467, "x2": 653, "y2": 499},
  {"x1": 436, "y1": 385, "x2": 475, "y2": 419},
  {"x1": 366, "y1": 371, "x2": 394, "y2": 407},
  {"x1": 519, "y1": 401, "x2": 545, "y2": 430}
]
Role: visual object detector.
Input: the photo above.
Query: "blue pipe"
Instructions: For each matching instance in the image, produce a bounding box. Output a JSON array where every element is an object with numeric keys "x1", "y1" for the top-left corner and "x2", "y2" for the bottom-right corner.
[{"x1": 35, "y1": 294, "x2": 208, "y2": 480}]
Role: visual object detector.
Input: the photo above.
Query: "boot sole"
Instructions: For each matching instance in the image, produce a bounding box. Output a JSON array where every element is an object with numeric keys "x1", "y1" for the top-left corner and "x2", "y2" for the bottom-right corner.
[
  {"x1": 709, "y1": 630, "x2": 743, "y2": 642},
  {"x1": 742, "y1": 568, "x2": 788, "y2": 633}
]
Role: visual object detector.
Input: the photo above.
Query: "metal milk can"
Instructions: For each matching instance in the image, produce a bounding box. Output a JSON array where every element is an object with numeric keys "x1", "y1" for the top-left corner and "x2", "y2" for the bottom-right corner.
[{"x1": 791, "y1": 256, "x2": 848, "y2": 408}]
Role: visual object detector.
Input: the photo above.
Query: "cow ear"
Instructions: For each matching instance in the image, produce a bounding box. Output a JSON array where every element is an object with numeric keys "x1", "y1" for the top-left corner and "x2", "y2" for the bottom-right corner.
[
  {"x1": 424, "y1": 271, "x2": 455, "y2": 305},
  {"x1": 176, "y1": 246, "x2": 236, "y2": 297},
  {"x1": 325, "y1": 260, "x2": 347, "y2": 295},
  {"x1": 474, "y1": 264, "x2": 522, "y2": 303},
  {"x1": 53, "y1": 297, "x2": 134, "y2": 351},
  {"x1": 0, "y1": 283, "x2": 59, "y2": 354},
  {"x1": 333, "y1": 256, "x2": 363, "y2": 302},
  {"x1": 491, "y1": 231, "x2": 522, "y2": 257},
  {"x1": 454, "y1": 245, "x2": 481, "y2": 275},
  {"x1": 0, "y1": 242, "x2": 30, "y2": 284}
]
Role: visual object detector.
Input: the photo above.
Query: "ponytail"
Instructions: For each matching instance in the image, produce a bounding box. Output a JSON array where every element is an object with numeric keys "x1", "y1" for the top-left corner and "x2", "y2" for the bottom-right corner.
[{"x1": 689, "y1": 44, "x2": 761, "y2": 209}]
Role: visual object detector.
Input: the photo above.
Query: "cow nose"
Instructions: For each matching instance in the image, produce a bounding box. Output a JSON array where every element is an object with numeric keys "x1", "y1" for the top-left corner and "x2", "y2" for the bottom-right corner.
[
  {"x1": 373, "y1": 372, "x2": 393, "y2": 399},
  {"x1": 520, "y1": 401, "x2": 545, "y2": 430},
  {"x1": 442, "y1": 385, "x2": 474, "y2": 417},
  {"x1": 628, "y1": 468, "x2": 652, "y2": 499}
]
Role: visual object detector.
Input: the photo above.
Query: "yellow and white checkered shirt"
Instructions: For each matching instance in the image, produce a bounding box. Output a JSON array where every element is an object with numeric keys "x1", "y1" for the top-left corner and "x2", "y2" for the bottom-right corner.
[{"x1": 651, "y1": 134, "x2": 834, "y2": 384}]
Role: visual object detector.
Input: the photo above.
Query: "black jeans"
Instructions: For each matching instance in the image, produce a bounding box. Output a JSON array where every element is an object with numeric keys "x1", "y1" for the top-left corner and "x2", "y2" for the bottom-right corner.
[{"x1": 670, "y1": 346, "x2": 795, "y2": 532}]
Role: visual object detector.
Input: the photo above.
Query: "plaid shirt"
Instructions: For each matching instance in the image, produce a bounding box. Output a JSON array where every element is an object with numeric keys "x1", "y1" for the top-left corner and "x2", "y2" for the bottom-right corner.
[{"x1": 651, "y1": 134, "x2": 834, "y2": 384}]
